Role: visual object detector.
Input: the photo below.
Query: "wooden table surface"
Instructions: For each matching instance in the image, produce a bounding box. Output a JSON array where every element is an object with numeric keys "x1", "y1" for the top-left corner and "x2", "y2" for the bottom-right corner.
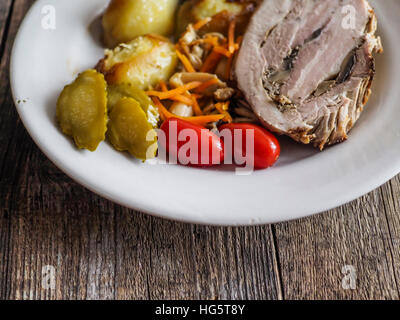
[{"x1": 1, "y1": 0, "x2": 400, "y2": 300}]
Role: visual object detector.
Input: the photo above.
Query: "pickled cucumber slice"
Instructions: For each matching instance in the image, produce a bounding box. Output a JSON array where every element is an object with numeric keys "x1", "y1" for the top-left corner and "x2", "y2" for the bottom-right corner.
[
  {"x1": 108, "y1": 97, "x2": 158, "y2": 160},
  {"x1": 57, "y1": 69, "x2": 107, "y2": 151},
  {"x1": 107, "y1": 83, "x2": 159, "y2": 127}
]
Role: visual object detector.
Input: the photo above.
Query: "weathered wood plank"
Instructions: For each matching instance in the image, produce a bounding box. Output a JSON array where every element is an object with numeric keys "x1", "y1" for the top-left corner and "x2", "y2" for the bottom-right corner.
[
  {"x1": 274, "y1": 185, "x2": 400, "y2": 300},
  {"x1": 143, "y1": 222, "x2": 281, "y2": 300},
  {"x1": 0, "y1": 0, "x2": 29, "y2": 301},
  {"x1": 114, "y1": 217, "x2": 282, "y2": 300}
]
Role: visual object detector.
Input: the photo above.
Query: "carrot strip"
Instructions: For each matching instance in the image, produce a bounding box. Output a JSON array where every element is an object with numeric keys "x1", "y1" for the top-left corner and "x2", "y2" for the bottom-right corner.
[
  {"x1": 188, "y1": 115, "x2": 225, "y2": 126},
  {"x1": 176, "y1": 50, "x2": 196, "y2": 73},
  {"x1": 193, "y1": 17, "x2": 212, "y2": 30},
  {"x1": 215, "y1": 102, "x2": 230, "y2": 112},
  {"x1": 194, "y1": 36, "x2": 220, "y2": 47},
  {"x1": 146, "y1": 81, "x2": 202, "y2": 100},
  {"x1": 191, "y1": 95, "x2": 203, "y2": 116},
  {"x1": 215, "y1": 102, "x2": 232, "y2": 123},
  {"x1": 213, "y1": 45, "x2": 232, "y2": 58},
  {"x1": 152, "y1": 97, "x2": 172, "y2": 119},
  {"x1": 191, "y1": 93, "x2": 203, "y2": 99},
  {"x1": 152, "y1": 97, "x2": 224, "y2": 126},
  {"x1": 159, "y1": 80, "x2": 168, "y2": 92},
  {"x1": 200, "y1": 50, "x2": 223, "y2": 73},
  {"x1": 171, "y1": 94, "x2": 194, "y2": 105},
  {"x1": 195, "y1": 78, "x2": 219, "y2": 93},
  {"x1": 228, "y1": 20, "x2": 236, "y2": 54}
]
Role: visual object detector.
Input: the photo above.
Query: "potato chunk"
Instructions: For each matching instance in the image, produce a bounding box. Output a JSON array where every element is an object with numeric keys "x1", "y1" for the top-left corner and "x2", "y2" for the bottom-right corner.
[
  {"x1": 97, "y1": 35, "x2": 178, "y2": 91},
  {"x1": 57, "y1": 70, "x2": 107, "y2": 151},
  {"x1": 176, "y1": 0, "x2": 256, "y2": 36},
  {"x1": 107, "y1": 97, "x2": 158, "y2": 160},
  {"x1": 102, "y1": 0, "x2": 179, "y2": 48},
  {"x1": 107, "y1": 84, "x2": 159, "y2": 127}
]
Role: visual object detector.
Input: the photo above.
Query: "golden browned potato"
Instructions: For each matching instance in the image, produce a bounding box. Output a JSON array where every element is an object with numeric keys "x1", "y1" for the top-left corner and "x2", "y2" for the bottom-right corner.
[
  {"x1": 97, "y1": 35, "x2": 178, "y2": 91},
  {"x1": 57, "y1": 70, "x2": 108, "y2": 151},
  {"x1": 102, "y1": 0, "x2": 179, "y2": 48},
  {"x1": 176, "y1": 0, "x2": 257, "y2": 36},
  {"x1": 107, "y1": 97, "x2": 158, "y2": 160},
  {"x1": 107, "y1": 83, "x2": 160, "y2": 127}
]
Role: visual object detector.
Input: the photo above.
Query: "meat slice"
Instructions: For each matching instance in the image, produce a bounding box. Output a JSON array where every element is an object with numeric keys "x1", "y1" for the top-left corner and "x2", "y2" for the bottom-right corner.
[{"x1": 235, "y1": 0, "x2": 383, "y2": 149}]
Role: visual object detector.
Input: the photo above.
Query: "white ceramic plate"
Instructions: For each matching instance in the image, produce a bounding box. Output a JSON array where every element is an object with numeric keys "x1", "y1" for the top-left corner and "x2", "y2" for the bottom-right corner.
[{"x1": 10, "y1": 0, "x2": 400, "y2": 225}]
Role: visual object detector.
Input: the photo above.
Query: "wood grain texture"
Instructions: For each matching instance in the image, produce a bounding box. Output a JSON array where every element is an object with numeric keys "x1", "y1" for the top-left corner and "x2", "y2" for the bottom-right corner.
[
  {"x1": 0, "y1": 0, "x2": 399, "y2": 300},
  {"x1": 274, "y1": 187, "x2": 400, "y2": 300}
]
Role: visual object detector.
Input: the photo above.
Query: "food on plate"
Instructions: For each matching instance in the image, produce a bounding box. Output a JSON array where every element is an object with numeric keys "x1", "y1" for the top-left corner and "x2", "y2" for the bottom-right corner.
[
  {"x1": 235, "y1": 0, "x2": 383, "y2": 150},
  {"x1": 57, "y1": 70, "x2": 108, "y2": 151},
  {"x1": 96, "y1": 35, "x2": 178, "y2": 90},
  {"x1": 176, "y1": 0, "x2": 257, "y2": 36},
  {"x1": 107, "y1": 97, "x2": 158, "y2": 160},
  {"x1": 102, "y1": 0, "x2": 179, "y2": 48},
  {"x1": 107, "y1": 83, "x2": 159, "y2": 127},
  {"x1": 160, "y1": 118, "x2": 224, "y2": 166},
  {"x1": 219, "y1": 123, "x2": 280, "y2": 169},
  {"x1": 56, "y1": 0, "x2": 382, "y2": 169}
]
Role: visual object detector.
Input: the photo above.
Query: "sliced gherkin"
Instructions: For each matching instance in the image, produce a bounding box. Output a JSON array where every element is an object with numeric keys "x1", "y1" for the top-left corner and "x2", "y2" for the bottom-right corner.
[
  {"x1": 107, "y1": 83, "x2": 160, "y2": 128},
  {"x1": 56, "y1": 69, "x2": 107, "y2": 151},
  {"x1": 107, "y1": 97, "x2": 158, "y2": 160}
]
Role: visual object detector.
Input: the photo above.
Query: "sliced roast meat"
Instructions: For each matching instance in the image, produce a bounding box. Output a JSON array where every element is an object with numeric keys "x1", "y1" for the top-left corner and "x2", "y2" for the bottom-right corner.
[{"x1": 235, "y1": 0, "x2": 383, "y2": 149}]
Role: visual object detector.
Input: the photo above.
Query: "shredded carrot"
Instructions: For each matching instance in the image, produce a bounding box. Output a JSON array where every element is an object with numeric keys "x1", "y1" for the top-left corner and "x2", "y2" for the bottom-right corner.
[
  {"x1": 213, "y1": 45, "x2": 232, "y2": 58},
  {"x1": 159, "y1": 80, "x2": 168, "y2": 92},
  {"x1": 191, "y1": 95, "x2": 203, "y2": 116},
  {"x1": 215, "y1": 101, "x2": 230, "y2": 112},
  {"x1": 160, "y1": 80, "x2": 193, "y2": 104},
  {"x1": 195, "y1": 78, "x2": 219, "y2": 93},
  {"x1": 146, "y1": 81, "x2": 202, "y2": 100},
  {"x1": 153, "y1": 97, "x2": 167, "y2": 121},
  {"x1": 200, "y1": 50, "x2": 223, "y2": 73},
  {"x1": 188, "y1": 114, "x2": 225, "y2": 126},
  {"x1": 152, "y1": 97, "x2": 224, "y2": 126},
  {"x1": 193, "y1": 17, "x2": 212, "y2": 30},
  {"x1": 228, "y1": 20, "x2": 236, "y2": 54},
  {"x1": 171, "y1": 94, "x2": 194, "y2": 105},
  {"x1": 191, "y1": 93, "x2": 203, "y2": 99},
  {"x1": 215, "y1": 102, "x2": 232, "y2": 123},
  {"x1": 152, "y1": 97, "x2": 172, "y2": 119},
  {"x1": 176, "y1": 50, "x2": 196, "y2": 73}
]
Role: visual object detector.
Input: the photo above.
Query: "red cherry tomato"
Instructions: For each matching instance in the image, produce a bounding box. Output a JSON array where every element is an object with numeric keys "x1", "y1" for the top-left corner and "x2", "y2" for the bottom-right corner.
[
  {"x1": 218, "y1": 123, "x2": 280, "y2": 169},
  {"x1": 160, "y1": 118, "x2": 224, "y2": 167}
]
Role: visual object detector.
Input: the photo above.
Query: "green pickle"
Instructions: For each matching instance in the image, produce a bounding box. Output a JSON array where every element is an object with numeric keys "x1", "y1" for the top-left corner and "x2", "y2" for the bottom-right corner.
[
  {"x1": 108, "y1": 97, "x2": 158, "y2": 160},
  {"x1": 107, "y1": 83, "x2": 159, "y2": 127},
  {"x1": 57, "y1": 69, "x2": 108, "y2": 151}
]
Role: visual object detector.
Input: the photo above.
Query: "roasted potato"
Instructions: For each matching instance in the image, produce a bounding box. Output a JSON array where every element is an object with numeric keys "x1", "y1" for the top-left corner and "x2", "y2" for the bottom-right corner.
[
  {"x1": 97, "y1": 35, "x2": 178, "y2": 91},
  {"x1": 107, "y1": 83, "x2": 160, "y2": 127},
  {"x1": 107, "y1": 97, "x2": 158, "y2": 160},
  {"x1": 57, "y1": 70, "x2": 108, "y2": 151},
  {"x1": 176, "y1": 0, "x2": 257, "y2": 36},
  {"x1": 103, "y1": 0, "x2": 179, "y2": 48}
]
